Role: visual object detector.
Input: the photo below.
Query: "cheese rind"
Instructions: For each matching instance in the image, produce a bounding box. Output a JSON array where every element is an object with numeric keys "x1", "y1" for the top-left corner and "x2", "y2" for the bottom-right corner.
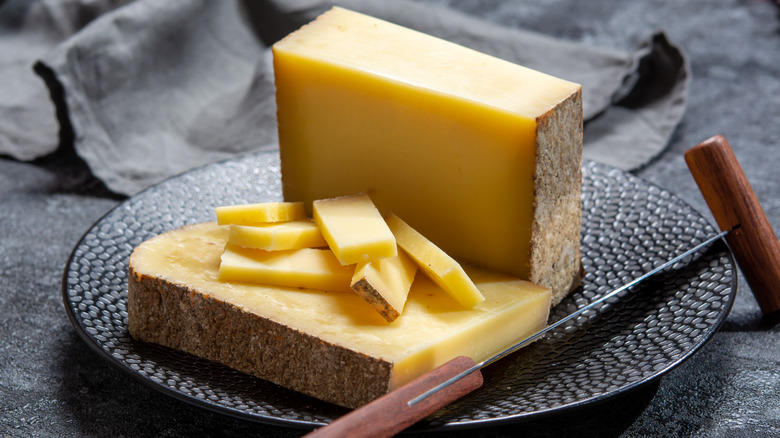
[
  {"x1": 218, "y1": 244, "x2": 353, "y2": 293},
  {"x1": 228, "y1": 221, "x2": 327, "y2": 251},
  {"x1": 386, "y1": 214, "x2": 485, "y2": 308},
  {"x1": 216, "y1": 202, "x2": 305, "y2": 225},
  {"x1": 351, "y1": 250, "x2": 418, "y2": 323},
  {"x1": 313, "y1": 193, "x2": 397, "y2": 265},
  {"x1": 273, "y1": 7, "x2": 582, "y2": 304},
  {"x1": 128, "y1": 222, "x2": 551, "y2": 408}
]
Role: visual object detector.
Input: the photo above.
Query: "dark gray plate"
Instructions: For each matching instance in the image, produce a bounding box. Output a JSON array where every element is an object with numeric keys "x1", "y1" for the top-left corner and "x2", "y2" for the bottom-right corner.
[{"x1": 62, "y1": 150, "x2": 736, "y2": 431}]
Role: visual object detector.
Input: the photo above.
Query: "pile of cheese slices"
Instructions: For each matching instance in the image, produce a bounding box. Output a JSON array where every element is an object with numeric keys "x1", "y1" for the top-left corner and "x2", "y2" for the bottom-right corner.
[{"x1": 217, "y1": 193, "x2": 485, "y2": 323}]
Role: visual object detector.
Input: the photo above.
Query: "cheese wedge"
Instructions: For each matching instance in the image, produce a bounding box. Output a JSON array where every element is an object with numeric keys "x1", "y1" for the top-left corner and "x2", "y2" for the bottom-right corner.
[
  {"x1": 387, "y1": 214, "x2": 484, "y2": 309},
  {"x1": 128, "y1": 222, "x2": 551, "y2": 408},
  {"x1": 228, "y1": 220, "x2": 327, "y2": 251},
  {"x1": 218, "y1": 244, "x2": 353, "y2": 293},
  {"x1": 313, "y1": 194, "x2": 397, "y2": 265},
  {"x1": 351, "y1": 249, "x2": 418, "y2": 323},
  {"x1": 273, "y1": 7, "x2": 582, "y2": 305},
  {"x1": 216, "y1": 201, "x2": 305, "y2": 225}
]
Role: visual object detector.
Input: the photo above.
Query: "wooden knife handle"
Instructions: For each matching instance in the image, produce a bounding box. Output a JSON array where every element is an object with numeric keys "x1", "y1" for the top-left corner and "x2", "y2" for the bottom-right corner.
[
  {"x1": 685, "y1": 134, "x2": 780, "y2": 314},
  {"x1": 304, "y1": 356, "x2": 483, "y2": 438}
]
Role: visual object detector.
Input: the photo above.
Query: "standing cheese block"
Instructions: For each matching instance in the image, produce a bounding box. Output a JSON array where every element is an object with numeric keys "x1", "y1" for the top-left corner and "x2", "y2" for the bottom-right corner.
[{"x1": 273, "y1": 7, "x2": 582, "y2": 305}]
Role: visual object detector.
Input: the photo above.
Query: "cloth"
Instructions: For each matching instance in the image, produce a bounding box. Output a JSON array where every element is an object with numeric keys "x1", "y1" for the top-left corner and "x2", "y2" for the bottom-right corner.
[
  {"x1": 0, "y1": 0, "x2": 132, "y2": 160},
  {"x1": 1, "y1": 0, "x2": 689, "y2": 196}
]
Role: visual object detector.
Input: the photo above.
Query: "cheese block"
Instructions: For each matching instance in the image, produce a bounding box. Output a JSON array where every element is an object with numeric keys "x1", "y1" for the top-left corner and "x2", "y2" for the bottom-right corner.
[
  {"x1": 128, "y1": 222, "x2": 552, "y2": 408},
  {"x1": 273, "y1": 7, "x2": 583, "y2": 305},
  {"x1": 313, "y1": 194, "x2": 397, "y2": 265},
  {"x1": 387, "y1": 214, "x2": 484, "y2": 309},
  {"x1": 228, "y1": 221, "x2": 327, "y2": 251},
  {"x1": 218, "y1": 244, "x2": 353, "y2": 293},
  {"x1": 351, "y1": 250, "x2": 418, "y2": 323},
  {"x1": 216, "y1": 201, "x2": 305, "y2": 226}
]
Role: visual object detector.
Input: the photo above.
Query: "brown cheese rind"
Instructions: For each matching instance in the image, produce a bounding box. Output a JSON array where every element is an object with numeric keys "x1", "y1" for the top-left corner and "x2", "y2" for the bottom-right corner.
[
  {"x1": 350, "y1": 278, "x2": 401, "y2": 323},
  {"x1": 532, "y1": 88, "x2": 584, "y2": 306},
  {"x1": 128, "y1": 267, "x2": 393, "y2": 408}
]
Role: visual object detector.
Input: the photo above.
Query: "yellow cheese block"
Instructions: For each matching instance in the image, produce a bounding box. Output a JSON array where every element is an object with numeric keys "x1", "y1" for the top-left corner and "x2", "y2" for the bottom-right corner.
[
  {"x1": 387, "y1": 214, "x2": 484, "y2": 309},
  {"x1": 351, "y1": 249, "x2": 418, "y2": 323},
  {"x1": 273, "y1": 7, "x2": 583, "y2": 305},
  {"x1": 218, "y1": 243, "x2": 353, "y2": 293},
  {"x1": 216, "y1": 201, "x2": 305, "y2": 226},
  {"x1": 128, "y1": 222, "x2": 552, "y2": 408},
  {"x1": 228, "y1": 220, "x2": 327, "y2": 251},
  {"x1": 313, "y1": 193, "x2": 397, "y2": 265}
]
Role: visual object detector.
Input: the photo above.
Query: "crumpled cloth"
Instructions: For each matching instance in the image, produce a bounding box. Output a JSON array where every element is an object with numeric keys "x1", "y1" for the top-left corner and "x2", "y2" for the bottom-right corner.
[{"x1": 1, "y1": 0, "x2": 689, "y2": 196}]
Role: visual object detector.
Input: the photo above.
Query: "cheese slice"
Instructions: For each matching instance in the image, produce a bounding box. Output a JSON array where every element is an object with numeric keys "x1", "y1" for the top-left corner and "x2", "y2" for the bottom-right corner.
[
  {"x1": 351, "y1": 249, "x2": 418, "y2": 323},
  {"x1": 387, "y1": 214, "x2": 484, "y2": 309},
  {"x1": 273, "y1": 7, "x2": 582, "y2": 305},
  {"x1": 228, "y1": 220, "x2": 327, "y2": 251},
  {"x1": 216, "y1": 201, "x2": 305, "y2": 225},
  {"x1": 128, "y1": 222, "x2": 551, "y2": 408},
  {"x1": 313, "y1": 193, "x2": 397, "y2": 265},
  {"x1": 218, "y1": 243, "x2": 353, "y2": 293}
]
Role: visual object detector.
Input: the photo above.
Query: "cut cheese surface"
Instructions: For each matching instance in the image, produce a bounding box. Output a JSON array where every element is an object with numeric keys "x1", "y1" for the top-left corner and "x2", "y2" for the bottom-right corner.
[
  {"x1": 274, "y1": 7, "x2": 576, "y2": 118},
  {"x1": 273, "y1": 7, "x2": 583, "y2": 304},
  {"x1": 218, "y1": 243, "x2": 353, "y2": 293},
  {"x1": 387, "y1": 214, "x2": 484, "y2": 308},
  {"x1": 216, "y1": 202, "x2": 305, "y2": 226},
  {"x1": 351, "y1": 250, "x2": 418, "y2": 323},
  {"x1": 228, "y1": 221, "x2": 327, "y2": 251},
  {"x1": 130, "y1": 222, "x2": 551, "y2": 396},
  {"x1": 313, "y1": 193, "x2": 397, "y2": 265}
]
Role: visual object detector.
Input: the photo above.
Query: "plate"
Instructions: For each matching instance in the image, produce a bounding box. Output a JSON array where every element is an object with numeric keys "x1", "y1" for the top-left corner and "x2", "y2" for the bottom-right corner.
[{"x1": 62, "y1": 150, "x2": 736, "y2": 431}]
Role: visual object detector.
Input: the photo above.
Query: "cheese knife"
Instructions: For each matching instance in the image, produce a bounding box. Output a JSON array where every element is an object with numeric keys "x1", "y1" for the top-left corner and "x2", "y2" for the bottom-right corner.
[{"x1": 304, "y1": 135, "x2": 780, "y2": 438}]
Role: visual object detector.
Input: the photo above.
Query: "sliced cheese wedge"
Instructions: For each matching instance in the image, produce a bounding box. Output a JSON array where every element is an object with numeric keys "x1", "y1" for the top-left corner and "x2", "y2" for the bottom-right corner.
[
  {"x1": 218, "y1": 243, "x2": 353, "y2": 293},
  {"x1": 216, "y1": 201, "x2": 305, "y2": 225},
  {"x1": 386, "y1": 214, "x2": 485, "y2": 308},
  {"x1": 228, "y1": 220, "x2": 327, "y2": 251},
  {"x1": 313, "y1": 193, "x2": 397, "y2": 265},
  {"x1": 351, "y1": 249, "x2": 417, "y2": 323},
  {"x1": 128, "y1": 222, "x2": 551, "y2": 408}
]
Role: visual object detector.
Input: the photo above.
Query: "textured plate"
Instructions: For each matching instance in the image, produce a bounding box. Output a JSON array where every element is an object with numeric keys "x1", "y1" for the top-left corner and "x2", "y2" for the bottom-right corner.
[{"x1": 62, "y1": 150, "x2": 735, "y2": 431}]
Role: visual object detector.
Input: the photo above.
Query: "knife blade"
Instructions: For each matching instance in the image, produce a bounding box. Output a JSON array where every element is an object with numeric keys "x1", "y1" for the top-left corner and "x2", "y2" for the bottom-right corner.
[
  {"x1": 304, "y1": 227, "x2": 733, "y2": 438},
  {"x1": 305, "y1": 134, "x2": 780, "y2": 438}
]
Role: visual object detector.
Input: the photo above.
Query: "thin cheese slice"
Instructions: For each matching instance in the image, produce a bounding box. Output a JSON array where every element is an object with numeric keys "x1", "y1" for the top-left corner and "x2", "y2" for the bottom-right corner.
[
  {"x1": 351, "y1": 249, "x2": 418, "y2": 323},
  {"x1": 128, "y1": 222, "x2": 552, "y2": 408},
  {"x1": 386, "y1": 214, "x2": 485, "y2": 308},
  {"x1": 313, "y1": 193, "x2": 397, "y2": 265},
  {"x1": 228, "y1": 220, "x2": 327, "y2": 251},
  {"x1": 218, "y1": 244, "x2": 353, "y2": 293},
  {"x1": 216, "y1": 201, "x2": 305, "y2": 225},
  {"x1": 273, "y1": 7, "x2": 582, "y2": 305}
]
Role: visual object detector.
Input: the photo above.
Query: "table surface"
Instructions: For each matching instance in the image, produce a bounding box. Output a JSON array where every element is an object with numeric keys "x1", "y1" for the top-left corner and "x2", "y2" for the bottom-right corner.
[{"x1": 2, "y1": 0, "x2": 779, "y2": 436}]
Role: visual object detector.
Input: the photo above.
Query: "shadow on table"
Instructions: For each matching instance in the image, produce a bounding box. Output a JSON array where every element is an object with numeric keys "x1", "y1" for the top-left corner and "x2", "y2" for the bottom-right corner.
[{"x1": 4, "y1": 137, "x2": 125, "y2": 200}]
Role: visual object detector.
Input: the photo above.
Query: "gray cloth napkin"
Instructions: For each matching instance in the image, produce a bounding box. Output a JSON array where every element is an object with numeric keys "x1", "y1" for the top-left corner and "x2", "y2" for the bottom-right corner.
[
  {"x1": 0, "y1": 0, "x2": 132, "y2": 160},
  {"x1": 2, "y1": 0, "x2": 689, "y2": 196}
]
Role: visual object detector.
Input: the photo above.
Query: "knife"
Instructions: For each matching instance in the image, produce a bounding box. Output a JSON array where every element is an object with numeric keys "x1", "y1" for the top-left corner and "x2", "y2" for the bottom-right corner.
[{"x1": 304, "y1": 135, "x2": 780, "y2": 438}]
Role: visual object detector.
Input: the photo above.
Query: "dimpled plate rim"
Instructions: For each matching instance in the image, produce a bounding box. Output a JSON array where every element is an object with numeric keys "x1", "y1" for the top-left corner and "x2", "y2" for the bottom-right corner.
[{"x1": 62, "y1": 149, "x2": 736, "y2": 431}]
